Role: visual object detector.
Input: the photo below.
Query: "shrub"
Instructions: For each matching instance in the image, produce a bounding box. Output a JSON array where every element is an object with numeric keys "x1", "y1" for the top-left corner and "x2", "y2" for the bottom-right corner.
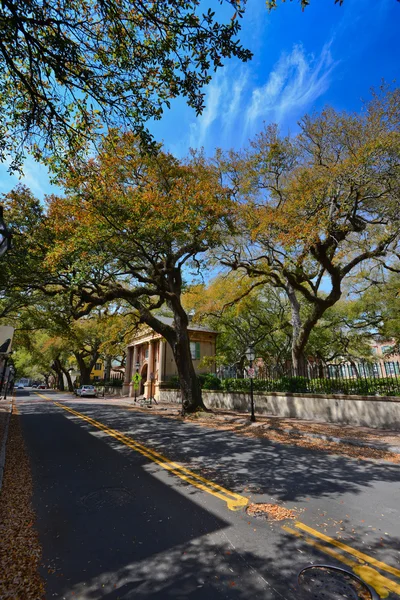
[
  {"x1": 199, "y1": 373, "x2": 222, "y2": 390},
  {"x1": 166, "y1": 373, "x2": 222, "y2": 390}
]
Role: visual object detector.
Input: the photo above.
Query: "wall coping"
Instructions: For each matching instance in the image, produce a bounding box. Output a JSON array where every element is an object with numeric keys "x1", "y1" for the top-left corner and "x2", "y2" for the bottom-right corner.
[{"x1": 161, "y1": 388, "x2": 400, "y2": 403}]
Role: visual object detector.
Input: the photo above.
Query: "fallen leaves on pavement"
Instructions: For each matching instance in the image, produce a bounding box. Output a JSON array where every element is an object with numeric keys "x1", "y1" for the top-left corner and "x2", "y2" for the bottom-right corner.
[
  {"x1": 125, "y1": 403, "x2": 400, "y2": 464},
  {"x1": 246, "y1": 502, "x2": 298, "y2": 521},
  {"x1": 0, "y1": 401, "x2": 45, "y2": 599}
]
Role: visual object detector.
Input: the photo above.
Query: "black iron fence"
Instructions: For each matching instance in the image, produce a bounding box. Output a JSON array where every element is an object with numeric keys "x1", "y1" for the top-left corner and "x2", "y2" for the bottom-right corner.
[{"x1": 218, "y1": 361, "x2": 400, "y2": 397}]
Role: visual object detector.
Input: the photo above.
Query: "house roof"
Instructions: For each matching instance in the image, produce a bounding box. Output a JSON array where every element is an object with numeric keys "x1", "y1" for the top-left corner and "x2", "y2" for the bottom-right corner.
[{"x1": 155, "y1": 315, "x2": 218, "y2": 334}]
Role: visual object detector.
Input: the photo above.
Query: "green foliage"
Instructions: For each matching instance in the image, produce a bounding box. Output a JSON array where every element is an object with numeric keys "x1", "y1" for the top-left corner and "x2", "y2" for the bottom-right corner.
[
  {"x1": 218, "y1": 86, "x2": 400, "y2": 366},
  {"x1": 266, "y1": 0, "x2": 344, "y2": 10},
  {"x1": 198, "y1": 373, "x2": 222, "y2": 390},
  {"x1": 167, "y1": 373, "x2": 222, "y2": 390},
  {"x1": 0, "y1": 0, "x2": 252, "y2": 170},
  {"x1": 94, "y1": 378, "x2": 124, "y2": 388},
  {"x1": 220, "y1": 376, "x2": 400, "y2": 396},
  {"x1": 184, "y1": 274, "x2": 292, "y2": 368}
]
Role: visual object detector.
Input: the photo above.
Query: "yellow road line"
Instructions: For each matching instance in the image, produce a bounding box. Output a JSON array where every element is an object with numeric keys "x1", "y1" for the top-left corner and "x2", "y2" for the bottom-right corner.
[
  {"x1": 281, "y1": 524, "x2": 400, "y2": 598},
  {"x1": 36, "y1": 394, "x2": 248, "y2": 511},
  {"x1": 295, "y1": 521, "x2": 400, "y2": 579}
]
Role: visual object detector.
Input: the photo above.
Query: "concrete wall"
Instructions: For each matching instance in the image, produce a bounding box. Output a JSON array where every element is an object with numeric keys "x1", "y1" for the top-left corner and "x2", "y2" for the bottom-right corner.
[{"x1": 159, "y1": 389, "x2": 400, "y2": 430}]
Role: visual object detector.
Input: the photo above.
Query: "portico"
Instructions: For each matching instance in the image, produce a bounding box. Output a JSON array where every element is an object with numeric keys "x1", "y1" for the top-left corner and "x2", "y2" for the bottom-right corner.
[{"x1": 123, "y1": 317, "x2": 217, "y2": 400}]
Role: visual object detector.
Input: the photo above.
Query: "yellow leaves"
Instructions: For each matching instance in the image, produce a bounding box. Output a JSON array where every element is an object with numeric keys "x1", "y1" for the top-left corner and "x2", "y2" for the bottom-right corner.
[
  {"x1": 46, "y1": 131, "x2": 233, "y2": 268},
  {"x1": 183, "y1": 271, "x2": 265, "y2": 319}
]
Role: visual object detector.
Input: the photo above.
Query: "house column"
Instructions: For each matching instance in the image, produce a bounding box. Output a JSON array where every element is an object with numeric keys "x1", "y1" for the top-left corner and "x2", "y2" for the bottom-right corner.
[
  {"x1": 123, "y1": 346, "x2": 133, "y2": 395},
  {"x1": 133, "y1": 345, "x2": 139, "y2": 372},
  {"x1": 158, "y1": 340, "x2": 165, "y2": 382},
  {"x1": 155, "y1": 339, "x2": 166, "y2": 401},
  {"x1": 144, "y1": 341, "x2": 154, "y2": 399},
  {"x1": 129, "y1": 345, "x2": 139, "y2": 397},
  {"x1": 129, "y1": 344, "x2": 139, "y2": 397}
]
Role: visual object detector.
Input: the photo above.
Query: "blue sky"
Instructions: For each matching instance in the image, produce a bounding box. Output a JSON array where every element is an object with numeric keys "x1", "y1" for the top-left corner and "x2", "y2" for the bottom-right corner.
[{"x1": 0, "y1": 0, "x2": 399, "y2": 199}]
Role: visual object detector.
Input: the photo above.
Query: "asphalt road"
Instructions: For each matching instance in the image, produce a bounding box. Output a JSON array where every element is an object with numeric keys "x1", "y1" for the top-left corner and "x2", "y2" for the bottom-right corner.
[{"x1": 15, "y1": 390, "x2": 400, "y2": 599}]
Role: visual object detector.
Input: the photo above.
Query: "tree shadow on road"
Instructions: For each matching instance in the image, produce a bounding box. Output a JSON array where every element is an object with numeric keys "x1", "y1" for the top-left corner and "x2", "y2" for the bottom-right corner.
[{"x1": 73, "y1": 403, "x2": 400, "y2": 504}]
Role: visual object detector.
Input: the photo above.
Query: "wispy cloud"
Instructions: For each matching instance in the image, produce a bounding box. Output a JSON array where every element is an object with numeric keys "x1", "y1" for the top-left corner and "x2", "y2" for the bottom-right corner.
[
  {"x1": 222, "y1": 71, "x2": 248, "y2": 133},
  {"x1": 189, "y1": 77, "x2": 225, "y2": 149},
  {"x1": 186, "y1": 41, "x2": 336, "y2": 153},
  {"x1": 245, "y1": 42, "x2": 336, "y2": 131},
  {"x1": 0, "y1": 156, "x2": 60, "y2": 199},
  {"x1": 188, "y1": 67, "x2": 248, "y2": 150}
]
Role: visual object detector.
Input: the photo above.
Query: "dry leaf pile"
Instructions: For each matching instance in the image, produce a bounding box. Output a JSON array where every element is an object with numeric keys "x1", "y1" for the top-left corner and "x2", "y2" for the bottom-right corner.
[
  {"x1": 246, "y1": 502, "x2": 298, "y2": 521},
  {"x1": 0, "y1": 402, "x2": 45, "y2": 599}
]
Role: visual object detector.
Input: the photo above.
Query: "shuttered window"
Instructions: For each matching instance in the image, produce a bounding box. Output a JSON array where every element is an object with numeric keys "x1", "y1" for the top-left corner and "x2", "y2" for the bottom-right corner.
[{"x1": 190, "y1": 342, "x2": 201, "y2": 360}]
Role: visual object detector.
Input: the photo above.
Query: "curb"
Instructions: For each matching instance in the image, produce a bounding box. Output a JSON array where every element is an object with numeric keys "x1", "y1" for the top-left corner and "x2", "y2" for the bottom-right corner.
[
  {"x1": 0, "y1": 400, "x2": 12, "y2": 492},
  {"x1": 272, "y1": 426, "x2": 400, "y2": 455}
]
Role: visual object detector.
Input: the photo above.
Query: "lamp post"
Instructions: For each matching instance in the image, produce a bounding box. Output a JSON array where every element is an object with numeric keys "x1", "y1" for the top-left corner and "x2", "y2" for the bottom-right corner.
[
  {"x1": 0, "y1": 206, "x2": 12, "y2": 257},
  {"x1": 245, "y1": 345, "x2": 256, "y2": 422}
]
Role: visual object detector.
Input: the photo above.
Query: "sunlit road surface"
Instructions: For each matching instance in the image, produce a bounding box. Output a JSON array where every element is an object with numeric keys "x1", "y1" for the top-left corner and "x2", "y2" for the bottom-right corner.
[{"x1": 15, "y1": 390, "x2": 400, "y2": 599}]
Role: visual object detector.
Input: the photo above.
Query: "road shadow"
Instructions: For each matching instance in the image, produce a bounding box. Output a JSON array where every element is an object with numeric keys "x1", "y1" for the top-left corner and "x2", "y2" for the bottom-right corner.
[
  {"x1": 67, "y1": 402, "x2": 400, "y2": 503},
  {"x1": 17, "y1": 404, "x2": 303, "y2": 599},
  {"x1": 15, "y1": 399, "x2": 400, "y2": 600}
]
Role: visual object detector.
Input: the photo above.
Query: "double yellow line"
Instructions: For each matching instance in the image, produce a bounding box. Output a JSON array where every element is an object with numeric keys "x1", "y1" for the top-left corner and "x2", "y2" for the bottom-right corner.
[
  {"x1": 36, "y1": 394, "x2": 400, "y2": 598},
  {"x1": 282, "y1": 522, "x2": 400, "y2": 598},
  {"x1": 48, "y1": 398, "x2": 248, "y2": 512}
]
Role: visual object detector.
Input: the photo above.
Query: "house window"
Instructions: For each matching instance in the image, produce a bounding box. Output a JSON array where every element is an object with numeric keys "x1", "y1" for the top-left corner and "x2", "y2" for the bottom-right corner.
[
  {"x1": 384, "y1": 362, "x2": 399, "y2": 376},
  {"x1": 95, "y1": 363, "x2": 102, "y2": 371},
  {"x1": 190, "y1": 342, "x2": 201, "y2": 360},
  {"x1": 145, "y1": 346, "x2": 149, "y2": 359},
  {"x1": 381, "y1": 345, "x2": 393, "y2": 355}
]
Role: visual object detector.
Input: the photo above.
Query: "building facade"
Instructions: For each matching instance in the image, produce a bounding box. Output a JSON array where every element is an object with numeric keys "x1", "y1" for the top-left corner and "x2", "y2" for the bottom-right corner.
[{"x1": 123, "y1": 317, "x2": 217, "y2": 400}]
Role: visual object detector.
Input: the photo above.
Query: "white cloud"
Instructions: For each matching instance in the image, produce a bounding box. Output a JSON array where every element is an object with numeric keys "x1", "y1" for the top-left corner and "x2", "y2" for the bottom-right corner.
[
  {"x1": 0, "y1": 156, "x2": 60, "y2": 199},
  {"x1": 188, "y1": 67, "x2": 250, "y2": 151},
  {"x1": 189, "y1": 77, "x2": 226, "y2": 148},
  {"x1": 245, "y1": 42, "x2": 336, "y2": 130},
  {"x1": 186, "y1": 41, "x2": 336, "y2": 153},
  {"x1": 222, "y1": 71, "x2": 248, "y2": 132}
]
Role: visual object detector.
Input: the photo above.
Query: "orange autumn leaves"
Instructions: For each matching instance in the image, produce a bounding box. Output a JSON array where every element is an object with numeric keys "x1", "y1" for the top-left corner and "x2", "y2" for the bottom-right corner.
[{"x1": 44, "y1": 132, "x2": 233, "y2": 271}]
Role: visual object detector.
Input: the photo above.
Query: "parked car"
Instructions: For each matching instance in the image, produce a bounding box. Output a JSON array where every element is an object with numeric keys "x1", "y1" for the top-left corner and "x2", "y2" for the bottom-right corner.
[
  {"x1": 15, "y1": 382, "x2": 24, "y2": 389},
  {"x1": 79, "y1": 385, "x2": 97, "y2": 398},
  {"x1": 37, "y1": 384, "x2": 46, "y2": 389},
  {"x1": 31, "y1": 384, "x2": 38, "y2": 389},
  {"x1": 74, "y1": 387, "x2": 82, "y2": 396}
]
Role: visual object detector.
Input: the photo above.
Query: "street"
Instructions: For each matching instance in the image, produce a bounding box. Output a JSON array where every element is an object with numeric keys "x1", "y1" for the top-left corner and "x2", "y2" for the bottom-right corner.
[{"x1": 14, "y1": 390, "x2": 400, "y2": 599}]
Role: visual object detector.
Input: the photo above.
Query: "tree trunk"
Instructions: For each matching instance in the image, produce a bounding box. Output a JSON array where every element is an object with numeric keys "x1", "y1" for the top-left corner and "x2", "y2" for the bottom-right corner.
[
  {"x1": 286, "y1": 284, "x2": 307, "y2": 375},
  {"x1": 75, "y1": 353, "x2": 92, "y2": 385},
  {"x1": 104, "y1": 356, "x2": 112, "y2": 381},
  {"x1": 52, "y1": 359, "x2": 65, "y2": 390},
  {"x1": 58, "y1": 372, "x2": 65, "y2": 391},
  {"x1": 171, "y1": 312, "x2": 207, "y2": 415},
  {"x1": 61, "y1": 366, "x2": 74, "y2": 392}
]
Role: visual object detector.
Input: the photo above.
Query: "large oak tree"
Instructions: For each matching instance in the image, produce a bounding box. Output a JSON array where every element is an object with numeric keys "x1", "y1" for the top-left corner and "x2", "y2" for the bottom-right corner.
[
  {"x1": 218, "y1": 87, "x2": 400, "y2": 370},
  {"x1": 38, "y1": 132, "x2": 233, "y2": 413}
]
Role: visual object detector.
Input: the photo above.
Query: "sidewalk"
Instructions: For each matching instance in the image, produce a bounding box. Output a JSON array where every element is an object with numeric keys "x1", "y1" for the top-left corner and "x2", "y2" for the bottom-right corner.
[
  {"x1": 108, "y1": 397, "x2": 400, "y2": 463},
  {"x1": 0, "y1": 397, "x2": 12, "y2": 491}
]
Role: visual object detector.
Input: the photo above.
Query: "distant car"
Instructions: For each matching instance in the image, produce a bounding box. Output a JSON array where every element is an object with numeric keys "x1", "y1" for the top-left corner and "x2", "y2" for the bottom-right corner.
[
  {"x1": 74, "y1": 387, "x2": 82, "y2": 396},
  {"x1": 79, "y1": 385, "x2": 97, "y2": 398},
  {"x1": 31, "y1": 384, "x2": 38, "y2": 389},
  {"x1": 15, "y1": 383, "x2": 24, "y2": 389},
  {"x1": 37, "y1": 384, "x2": 46, "y2": 389}
]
